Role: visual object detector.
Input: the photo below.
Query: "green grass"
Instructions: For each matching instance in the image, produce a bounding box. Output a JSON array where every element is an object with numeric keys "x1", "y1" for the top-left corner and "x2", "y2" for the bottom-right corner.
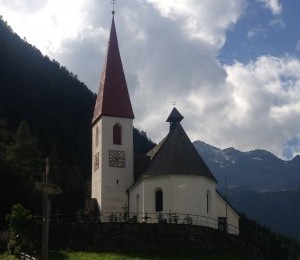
[
  {"x1": 1, "y1": 250, "x2": 246, "y2": 260},
  {"x1": 48, "y1": 250, "x2": 245, "y2": 260},
  {"x1": 0, "y1": 252, "x2": 17, "y2": 259}
]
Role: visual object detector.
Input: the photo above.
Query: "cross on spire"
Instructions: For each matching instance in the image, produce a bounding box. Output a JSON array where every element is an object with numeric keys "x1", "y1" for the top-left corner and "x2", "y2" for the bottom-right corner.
[
  {"x1": 112, "y1": 0, "x2": 116, "y2": 15},
  {"x1": 172, "y1": 102, "x2": 176, "y2": 107}
]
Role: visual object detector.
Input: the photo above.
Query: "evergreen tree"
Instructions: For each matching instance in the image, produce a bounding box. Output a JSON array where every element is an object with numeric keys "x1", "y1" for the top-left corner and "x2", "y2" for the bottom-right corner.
[
  {"x1": 133, "y1": 128, "x2": 156, "y2": 154},
  {"x1": 5, "y1": 121, "x2": 43, "y2": 214},
  {"x1": 0, "y1": 117, "x2": 13, "y2": 229}
]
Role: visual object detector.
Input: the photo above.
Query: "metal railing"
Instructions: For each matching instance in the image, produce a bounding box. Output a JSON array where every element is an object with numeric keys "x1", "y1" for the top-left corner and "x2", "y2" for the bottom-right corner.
[
  {"x1": 44, "y1": 211, "x2": 239, "y2": 235},
  {"x1": 20, "y1": 252, "x2": 39, "y2": 260}
]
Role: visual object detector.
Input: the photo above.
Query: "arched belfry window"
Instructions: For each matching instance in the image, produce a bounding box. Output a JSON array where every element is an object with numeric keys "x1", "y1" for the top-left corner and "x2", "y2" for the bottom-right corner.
[
  {"x1": 206, "y1": 190, "x2": 211, "y2": 214},
  {"x1": 95, "y1": 126, "x2": 99, "y2": 147},
  {"x1": 155, "y1": 189, "x2": 163, "y2": 212},
  {"x1": 113, "y1": 124, "x2": 122, "y2": 145}
]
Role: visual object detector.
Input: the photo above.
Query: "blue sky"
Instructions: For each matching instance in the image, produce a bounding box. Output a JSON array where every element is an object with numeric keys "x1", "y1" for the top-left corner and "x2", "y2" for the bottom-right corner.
[
  {"x1": 220, "y1": 0, "x2": 300, "y2": 63},
  {"x1": 0, "y1": 0, "x2": 299, "y2": 159}
]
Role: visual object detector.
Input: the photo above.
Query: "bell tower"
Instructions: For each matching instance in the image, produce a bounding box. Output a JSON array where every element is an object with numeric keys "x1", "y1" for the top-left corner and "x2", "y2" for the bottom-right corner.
[{"x1": 91, "y1": 12, "x2": 134, "y2": 214}]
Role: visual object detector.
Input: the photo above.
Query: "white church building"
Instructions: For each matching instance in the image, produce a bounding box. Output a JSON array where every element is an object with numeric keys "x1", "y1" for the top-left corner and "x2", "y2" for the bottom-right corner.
[{"x1": 91, "y1": 13, "x2": 239, "y2": 235}]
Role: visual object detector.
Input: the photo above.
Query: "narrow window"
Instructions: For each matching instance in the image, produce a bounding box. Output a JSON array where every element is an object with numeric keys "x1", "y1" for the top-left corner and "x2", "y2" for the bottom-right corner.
[
  {"x1": 113, "y1": 124, "x2": 122, "y2": 145},
  {"x1": 155, "y1": 190, "x2": 163, "y2": 212},
  {"x1": 95, "y1": 126, "x2": 99, "y2": 147},
  {"x1": 206, "y1": 190, "x2": 211, "y2": 214}
]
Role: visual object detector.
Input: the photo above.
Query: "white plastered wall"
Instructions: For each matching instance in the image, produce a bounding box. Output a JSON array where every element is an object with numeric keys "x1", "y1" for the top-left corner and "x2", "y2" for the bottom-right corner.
[
  {"x1": 129, "y1": 174, "x2": 217, "y2": 227},
  {"x1": 216, "y1": 192, "x2": 240, "y2": 235},
  {"x1": 92, "y1": 116, "x2": 134, "y2": 213}
]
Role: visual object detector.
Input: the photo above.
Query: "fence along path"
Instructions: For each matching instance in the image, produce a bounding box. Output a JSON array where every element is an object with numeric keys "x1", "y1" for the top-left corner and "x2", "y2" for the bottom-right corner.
[
  {"x1": 44, "y1": 211, "x2": 239, "y2": 235},
  {"x1": 20, "y1": 252, "x2": 39, "y2": 260}
]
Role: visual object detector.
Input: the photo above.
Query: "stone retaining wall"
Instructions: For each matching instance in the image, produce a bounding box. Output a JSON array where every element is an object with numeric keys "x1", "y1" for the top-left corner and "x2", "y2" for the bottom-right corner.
[{"x1": 49, "y1": 223, "x2": 262, "y2": 259}]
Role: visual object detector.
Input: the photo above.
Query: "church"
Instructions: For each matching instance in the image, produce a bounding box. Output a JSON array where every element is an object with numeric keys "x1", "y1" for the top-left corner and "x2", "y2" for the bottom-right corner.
[{"x1": 91, "y1": 12, "x2": 239, "y2": 235}]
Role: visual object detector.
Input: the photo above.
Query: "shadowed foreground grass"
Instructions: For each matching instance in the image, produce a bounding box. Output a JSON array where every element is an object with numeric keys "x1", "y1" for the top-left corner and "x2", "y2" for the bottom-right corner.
[
  {"x1": 48, "y1": 250, "x2": 245, "y2": 260},
  {"x1": 1, "y1": 250, "x2": 246, "y2": 260}
]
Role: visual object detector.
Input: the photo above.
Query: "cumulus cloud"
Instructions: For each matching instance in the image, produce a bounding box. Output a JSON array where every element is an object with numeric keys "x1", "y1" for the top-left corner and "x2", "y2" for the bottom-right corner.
[
  {"x1": 283, "y1": 136, "x2": 300, "y2": 159},
  {"x1": 1, "y1": 0, "x2": 299, "y2": 159},
  {"x1": 269, "y1": 18, "x2": 285, "y2": 29},
  {"x1": 247, "y1": 26, "x2": 266, "y2": 38},
  {"x1": 257, "y1": 0, "x2": 282, "y2": 15},
  {"x1": 147, "y1": 0, "x2": 247, "y2": 47},
  {"x1": 0, "y1": 0, "x2": 91, "y2": 54},
  {"x1": 223, "y1": 56, "x2": 300, "y2": 158},
  {"x1": 0, "y1": 0, "x2": 47, "y2": 13}
]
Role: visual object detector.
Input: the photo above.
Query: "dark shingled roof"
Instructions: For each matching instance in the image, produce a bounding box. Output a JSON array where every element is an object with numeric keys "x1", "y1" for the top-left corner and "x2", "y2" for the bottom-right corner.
[
  {"x1": 134, "y1": 153, "x2": 150, "y2": 181},
  {"x1": 166, "y1": 107, "x2": 184, "y2": 123},
  {"x1": 92, "y1": 16, "x2": 134, "y2": 124},
  {"x1": 138, "y1": 123, "x2": 217, "y2": 182}
]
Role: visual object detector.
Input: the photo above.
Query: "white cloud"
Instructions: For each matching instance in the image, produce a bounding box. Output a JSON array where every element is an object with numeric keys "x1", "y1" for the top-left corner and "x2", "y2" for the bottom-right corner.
[
  {"x1": 146, "y1": 0, "x2": 247, "y2": 47},
  {"x1": 1, "y1": 0, "x2": 299, "y2": 159},
  {"x1": 258, "y1": 0, "x2": 282, "y2": 15},
  {"x1": 269, "y1": 18, "x2": 285, "y2": 28},
  {"x1": 0, "y1": 0, "x2": 91, "y2": 54},
  {"x1": 247, "y1": 26, "x2": 266, "y2": 38},
  {"x1": 223, "y1": 56, "x2": 300, "y2": 158},
  {"x1": 0, "y1": 0, "x2": 47, "y2": 13}
]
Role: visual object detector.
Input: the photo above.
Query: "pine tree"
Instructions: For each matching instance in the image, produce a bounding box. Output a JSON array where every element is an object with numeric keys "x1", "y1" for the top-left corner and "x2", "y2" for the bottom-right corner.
[
  {"x1": 0, "y1": 117, "x2": 13, "y2": 229},
  {"x1": 5, "y1": 121, "x2": 43, "y2": 213}
]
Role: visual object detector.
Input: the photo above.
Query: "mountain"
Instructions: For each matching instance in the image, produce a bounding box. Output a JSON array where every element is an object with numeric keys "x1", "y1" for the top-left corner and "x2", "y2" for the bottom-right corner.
[
  {"x1": 194, "y1": 140, "x2": 300, "y2": 190},
  {"x1": 228, "y1": 188, "x2": 300, "y2": 242},
  {"x1": 194, "y1": 140, "x2": 300, "y2": 241}
]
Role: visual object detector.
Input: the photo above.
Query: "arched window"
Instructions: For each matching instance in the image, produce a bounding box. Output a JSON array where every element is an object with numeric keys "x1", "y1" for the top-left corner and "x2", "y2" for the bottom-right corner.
[
  {"x1": 155, "y1": 190, "x2": 163, "y2": 212},
  {"x1": 113, "y1": 124, "x2": 122, "y2": 145},
  {"x1": 206, "y1": 190, "x2": 211, "y2": 214},
  {"x1": 95, "y1": 126, "x2": 99, "y2": 147}
]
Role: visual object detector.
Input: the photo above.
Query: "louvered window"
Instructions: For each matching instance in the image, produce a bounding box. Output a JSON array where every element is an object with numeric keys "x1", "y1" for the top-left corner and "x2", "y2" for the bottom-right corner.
[{"x1": 113, "y1": 124, "x2": 122, "y2": 145}]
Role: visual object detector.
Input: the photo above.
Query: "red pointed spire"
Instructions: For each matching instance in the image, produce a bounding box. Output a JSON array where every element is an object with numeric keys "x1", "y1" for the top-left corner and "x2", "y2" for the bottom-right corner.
[{"x1": 92, "y1": 16, "x2": 134, "y2": 124}]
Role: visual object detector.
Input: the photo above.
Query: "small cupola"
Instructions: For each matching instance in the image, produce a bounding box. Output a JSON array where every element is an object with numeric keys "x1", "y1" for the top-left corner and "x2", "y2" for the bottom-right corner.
[{"x1": 166, "y1": 107, "x2": 184, "y2": 131}]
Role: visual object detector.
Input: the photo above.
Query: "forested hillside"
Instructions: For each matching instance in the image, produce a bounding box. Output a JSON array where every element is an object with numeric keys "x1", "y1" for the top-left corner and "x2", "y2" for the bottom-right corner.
[
  {"x1": 0, "y1": 16, "x2": 154, "y2": 228},
  {"x1": 194, "y1": 140, "x2": 300, "y2": 242}
]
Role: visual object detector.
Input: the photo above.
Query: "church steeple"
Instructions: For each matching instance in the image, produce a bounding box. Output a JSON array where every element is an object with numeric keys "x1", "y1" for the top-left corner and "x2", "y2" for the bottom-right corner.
[
  {"x1": 92, "y1": 15, "x2": 134, "y2": 124},
  {"x1": 91, "y1": 11, "x2": 134, "y2": 214},
  {"x1": 166, "y1": 107, "x2": 184, "y2": 131}
]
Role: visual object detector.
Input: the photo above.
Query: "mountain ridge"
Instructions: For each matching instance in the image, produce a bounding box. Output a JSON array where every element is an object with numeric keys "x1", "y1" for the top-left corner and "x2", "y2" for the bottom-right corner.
[
  {"x1": 194, "y1": 140, "x2": 300, "y2": 241},
  {"x1": 194, "y1": 140, "x2": 300, "y2": 191}
]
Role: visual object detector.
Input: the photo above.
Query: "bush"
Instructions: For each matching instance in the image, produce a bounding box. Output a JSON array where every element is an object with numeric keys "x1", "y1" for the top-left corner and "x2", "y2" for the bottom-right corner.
[
  {"x1": 6, "y1": 204, "x2": 37, "y2": 255},
  {"x1": 0, "y1": 232, "x2": 8, "y2": 253}
]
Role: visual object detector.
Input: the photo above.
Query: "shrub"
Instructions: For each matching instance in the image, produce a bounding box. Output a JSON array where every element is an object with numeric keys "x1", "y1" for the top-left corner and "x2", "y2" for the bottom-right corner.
[{"x1": 6, "y1": 204, "x2": 36, "y2": 255}]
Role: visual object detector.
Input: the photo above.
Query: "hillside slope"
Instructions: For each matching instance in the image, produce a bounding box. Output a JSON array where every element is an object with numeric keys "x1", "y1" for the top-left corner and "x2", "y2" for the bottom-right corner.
[
  {"x1": 0, "y1": 17, "x2": 155, "y2": 227},
  {"x1": 194, "y1": 140, "x2": 300, "y2": 190},
  {"x1": 194, "y1": 140, "x2": 300, "y2": 241}
]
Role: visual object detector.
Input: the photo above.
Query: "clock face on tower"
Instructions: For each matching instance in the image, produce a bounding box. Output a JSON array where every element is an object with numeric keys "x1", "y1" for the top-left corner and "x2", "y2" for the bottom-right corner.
[{"x1": 109, "y1": 150, "x2": 125, "y2": 168}]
